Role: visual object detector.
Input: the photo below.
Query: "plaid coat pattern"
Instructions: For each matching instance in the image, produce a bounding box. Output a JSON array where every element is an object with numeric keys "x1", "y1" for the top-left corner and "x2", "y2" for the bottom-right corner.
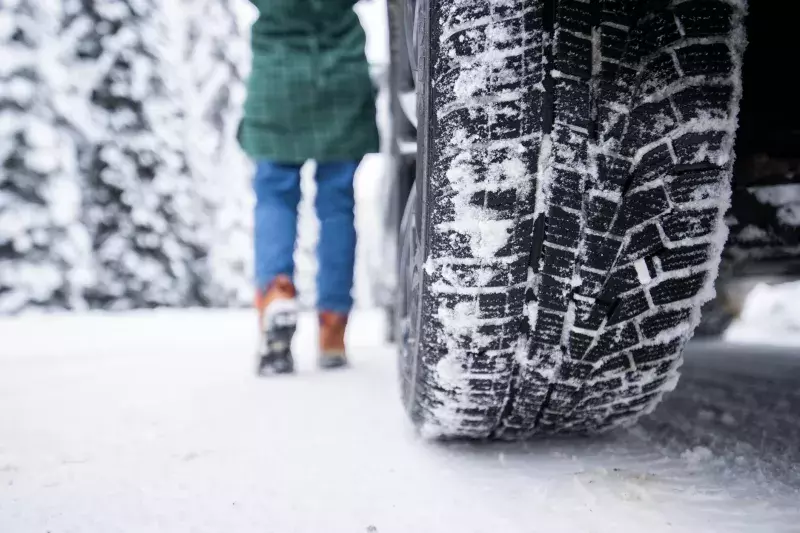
[{"x1": 239, "y1": 0, "x2": 380, "y2": 163}]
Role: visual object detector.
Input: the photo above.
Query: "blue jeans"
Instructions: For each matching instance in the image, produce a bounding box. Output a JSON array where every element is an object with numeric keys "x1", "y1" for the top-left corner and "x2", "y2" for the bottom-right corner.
[{"x1": 253, "y1": 160, "x2": 358, "y2": 313}]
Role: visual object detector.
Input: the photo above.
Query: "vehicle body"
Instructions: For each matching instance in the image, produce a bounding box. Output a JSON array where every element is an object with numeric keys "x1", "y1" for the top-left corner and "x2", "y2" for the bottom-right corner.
[{"x1": 376, "y1": 0, "x2": 800, "y2": 438}]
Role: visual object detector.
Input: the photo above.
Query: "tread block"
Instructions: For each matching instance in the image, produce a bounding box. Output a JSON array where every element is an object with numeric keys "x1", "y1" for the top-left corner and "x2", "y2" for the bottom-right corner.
[
  {"x1": 441, "y1": 2, "x2": 490, "y2": 28},
  {"x1": 584, "y1": 322, "x2": 639, "y2": 362},
  {"x1": 596, "y1": 353, "x2": 631, "y2": 374},
  {"x1": 672, "y1": 130, "x2": 727, "y2": 166},
  {"x1": 546, "y1": 206, "x2": 582, "y2": 248},
  {"x1": 470, "y1": 187, "x2": 517, "y2": 210},
  {"x1": 548, "y1": 382, "x2": 582, "y2": 407},
  {"x1": 541, "y1": 243, "x2": 577, "y2": 278},
  {"x1": 635, "y1": 12, "x2": 683, "y2": 56},
  {"x1": 674, "y1": 42, "x2": 732, "y2": 78},
  {"x1": 533, "y1": 309, "x2": 564, "y2": 346},
  {"x1": 491, "y1": 100, "x2": 525, "y2": 140},
  {"x1": 613, "y1": 391, "x2": 660, "y2": 411},
  {"x1": 627, "y1": 99, "x2": 679, "y2": 147},
  {"x1": 553, "y1": 126, "x2": 589, "y2": 166},
  {"x1": 658, "y1": 242, "x2": 711, "y2": 271},
  {"x1": 493, "y1": 54, "x2": 525, "y2": 93},
  {"x1": 600, "y1": 0, "x2": 637, "y2": 27},
  {"x1": 600, "y1": 23, "x2": 631, "y2": 62},
  {"x1": 469, "y1": 351, "x2": 511, "y2": 374},
  {"x1": 639, "y1": 308, "x2": 692, "y2": 339},
  {"x1": 553, "y1": 77, "x2": 591, "y2": 131},
  {"x1": 586, "y1": 195, "x2": 619, "y2": 232},
  {"x1": 506, "y1": 287, "x2": 526, "y2": 317},
  {"x1": 608, "y1": 290, "x2": 650, "y2": 325},
  {"x1": 650, "y1": 271, "x2": 707, "y2": 306},
  {"x1": 437, "y1": 149, "x2": 491, "y2": 185},
  {"x1": 555, "y1": 28, "x2": 592, "y2": 80},
  {"x1": 601, "y1": 264, "x2": 642, "y2": 296},
  {"x1": 668, "y1": 169, "x2": 721, "y2": 204},
  {"x1": 598, "y1": 153, "x2": 633, "y2": 191},
  {"x1": 631, "y1": 338, "x2": 682, "y2": 366},
  {"x1": 574, "y1": 295, "x2": 604, "y2": 330},
  {"x1": 615, "y1": 185, "x2": 671, "y2": 230},
  {"x1": 493, "y1": 0, "x2": 523, "y2": 18},
  {"x1": 493, "y1": 15, "x2": 525, "y2": 51},
  {"x1": 585, "y1": 233, "x2": 623, "y2": 271},
  {"x1": 568, "y1": 331, "x2": 593, "y2": 360},
  {"x1": 478, "y1": 292, "x2": 507, "y2": 315},
  {"x1": 486, "y1": 187, "x2": 519, "y2": 210},
  {"x1": 559, "y1": 0, "x2": 594, "y2": 34},
  {"x1": 508, "y1": 216, "x2": 535, "y2": 256},
  {"x1": 622, "y1": 222, "x2": 663, "y2": 261},
  {"x1": 435, "y1": 69, "x2": 461, "y2": 107},
  {"x1": 437, "y1": 108, "x2": 489, "y2": 149},
  {"x1": 670, "y1": 162, "x2": 720, "y2": 175},
  {"x1": 550, "y1": 170, "x2": 584, "y2": 211},
  {"x1": 671, "y1": 83, "x2": 733, "y2": 122},
  {"x1": 674, "y1": 1, "x2": 734, "y2": 39},
  {"x1": 559, "y1": 357, "x2": 594, "y2": 381},
  {"x1": 640, "y1": 52, "x2": 682, "y2": 97},
  {"x1": 632, "y1": 142, "x2": 674, "y2": 183},
  {"x1": 662, "y1": 207, "x2": 717, "y2": 240},
  {"x1": 430, "y1": 230, "x2": 473, "y2": 259},
  {"x1": 440, "y1": 263, "x2": 512, "y2": 288},
  {"x1": 539, "y1": 274, "x2": 571, "y2": 312},
  {"x1": 444, "y1": 25, "x2": 489, "y2": 59},
  {"x1": 577, "y1": 267, "x2": 607, "y2": 298},
  {"x1": 522, "y1": 90, "x2": 545, "y2": 132}
]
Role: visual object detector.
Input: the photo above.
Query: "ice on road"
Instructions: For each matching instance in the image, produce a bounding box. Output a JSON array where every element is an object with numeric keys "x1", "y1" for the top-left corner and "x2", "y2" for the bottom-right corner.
[{"x1": 1, "y1": 310, "x2": 799, "y2": 533}]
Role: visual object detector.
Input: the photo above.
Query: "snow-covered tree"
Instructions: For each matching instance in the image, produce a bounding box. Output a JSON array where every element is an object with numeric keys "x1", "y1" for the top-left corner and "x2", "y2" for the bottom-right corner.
[
  {"x1": 1, "y1": 0, "x2": 252, "y2": 313},
  {"x1": 0, "y1": 0, "x2": 92, "y2": 313},
  {"x1": 170, "y1": 0, "x2": 253, "y2": 306},
  {"x1": 60, "y1": 0, "x2": 216, "y2": 309}
]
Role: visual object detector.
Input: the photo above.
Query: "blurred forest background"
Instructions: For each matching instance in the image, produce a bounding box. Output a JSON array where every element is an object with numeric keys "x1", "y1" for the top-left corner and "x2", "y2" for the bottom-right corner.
[{"x1": 1, "y1": 0, "x2": 256, "y2": 313}]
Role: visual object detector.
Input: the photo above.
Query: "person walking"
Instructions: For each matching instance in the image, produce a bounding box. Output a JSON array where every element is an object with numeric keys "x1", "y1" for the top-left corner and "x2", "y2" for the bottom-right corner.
[{"x1": 239, "y1": 0, "x2": 379, "y2": 375}]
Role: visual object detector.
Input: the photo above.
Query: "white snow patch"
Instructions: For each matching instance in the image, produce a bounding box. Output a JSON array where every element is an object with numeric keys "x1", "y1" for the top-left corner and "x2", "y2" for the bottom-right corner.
[
  {"x1": 1, "y1": 305, "x2": 800, "y2": 531},
  {"x1": 720, "y1": 412, "x2": 737, "y2": 427},
  {"x1": 751, "y1": 184, "x2": 800, "y2": 227},
  {"x1": 682, "y1": 446, "x2": 714, "y2": 465},
  {"x1": 633, "y1": 259, "x2": 652, "y2": 285},
  {"x1": 725, "y1": 281, "x2": 800, "y2": 346}
]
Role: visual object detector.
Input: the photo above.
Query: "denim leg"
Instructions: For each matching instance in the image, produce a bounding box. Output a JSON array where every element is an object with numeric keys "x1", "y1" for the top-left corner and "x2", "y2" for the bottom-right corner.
[
  {"x1": 253, "y1": 161, "x2": 303, "y2": 290},
  {"x1": 315, "y1": 161, "x2": 359, "y2": 313}
]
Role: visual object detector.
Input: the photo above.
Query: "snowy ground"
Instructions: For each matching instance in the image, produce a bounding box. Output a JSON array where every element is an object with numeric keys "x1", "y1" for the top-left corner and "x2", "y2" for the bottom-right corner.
[{"x1": 1, "y1": 302, "x2": 800, "y2": 533}]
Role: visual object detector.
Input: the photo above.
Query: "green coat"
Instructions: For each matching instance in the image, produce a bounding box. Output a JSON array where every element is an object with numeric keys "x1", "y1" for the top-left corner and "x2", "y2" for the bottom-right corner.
[{"x1": 240, "y1": 0, "x2": 380, "y2": 163}]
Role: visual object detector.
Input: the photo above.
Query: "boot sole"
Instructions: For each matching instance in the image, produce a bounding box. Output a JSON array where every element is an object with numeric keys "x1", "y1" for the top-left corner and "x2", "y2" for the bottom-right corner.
[
  {"x1": 318, "y1": 354, "x2": 348, "y2": 370},
  {"x1": 256, "y1": 322, "x2": 296, "y2": 376}
]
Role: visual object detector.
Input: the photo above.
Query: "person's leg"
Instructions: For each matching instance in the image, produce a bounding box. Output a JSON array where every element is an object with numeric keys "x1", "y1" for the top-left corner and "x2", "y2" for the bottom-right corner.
[
  {"x1": 314, "y1": 160, "x2": 358, "y2": 369},
  {"x1": 253, "y1": 160, "x2": 303, "y2": 375},
  {"x1": 314, "y1": 160, "x2": 359, "y2": 313},
  {"x1": 253, "y1": 161, "x2": 303, "y2": 290}
]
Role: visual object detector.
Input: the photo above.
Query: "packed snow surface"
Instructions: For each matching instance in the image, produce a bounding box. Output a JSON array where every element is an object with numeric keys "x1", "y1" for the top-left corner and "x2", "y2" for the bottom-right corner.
[{"x1": 1, "y1": 306, "x2": 799, "y2": 533}]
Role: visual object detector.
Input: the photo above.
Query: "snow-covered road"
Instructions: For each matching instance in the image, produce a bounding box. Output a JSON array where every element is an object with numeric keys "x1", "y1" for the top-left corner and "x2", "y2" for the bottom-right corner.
[{"x1": 1, "y1": 310, "x2": 799, "y2": 533}]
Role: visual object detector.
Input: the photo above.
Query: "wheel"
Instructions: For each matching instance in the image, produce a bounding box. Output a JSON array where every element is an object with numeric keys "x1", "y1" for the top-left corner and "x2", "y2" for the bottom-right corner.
[
  {"x1": 397, "y1": 181, "x2": 422, "y2": 400},
  {"x1": 396, "y1": 0, "x2": 747, "y2": 439},
  {"x1": 379, "y1": 0, "x2": 419, "y2": 343}
]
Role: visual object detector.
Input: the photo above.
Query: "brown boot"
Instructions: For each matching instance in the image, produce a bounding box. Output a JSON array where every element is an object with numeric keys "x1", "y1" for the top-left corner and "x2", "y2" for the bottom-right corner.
[
  {"x1": 255, "y1": 275, "x2": 298, "y2": 376},
  {"x1": 318, "y1": 311, "x2": 348, "y2": 369}
]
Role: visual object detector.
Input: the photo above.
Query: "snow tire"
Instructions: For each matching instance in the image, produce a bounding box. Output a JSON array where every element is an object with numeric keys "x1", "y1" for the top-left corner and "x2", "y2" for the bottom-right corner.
[{"x1": 399, "y1": 0, "x2": 747, "y2": 438}]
